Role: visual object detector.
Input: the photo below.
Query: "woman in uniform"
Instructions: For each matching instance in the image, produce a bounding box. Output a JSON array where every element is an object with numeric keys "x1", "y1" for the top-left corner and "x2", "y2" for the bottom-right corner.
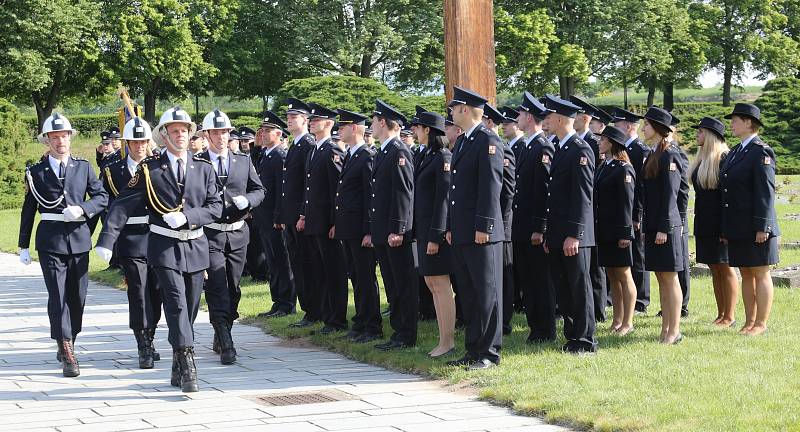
[
  {"x1": 690, "y1": 117, "x2": 739, "y2": 327},
  {"x1": 641, "y1": 107, "x2": 685, "y2": 344},
  {"x1": 594, "y1": 125, "x2": 637, "y2": 336},
  {"x1": 721, "y1": 103, "x2": 779, "y2": 336},
  {"x1": 413, "y1": 112, "x2": 455, "y2": 357}
]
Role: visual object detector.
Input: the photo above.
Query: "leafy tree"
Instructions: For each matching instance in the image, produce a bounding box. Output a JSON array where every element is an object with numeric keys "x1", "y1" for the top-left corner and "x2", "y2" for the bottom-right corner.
[
  {"x1": 0, "y1": 0, "x2": 113, "y2": 130},
  {"x1": 494, "y1": 6, "x2": 558, "y2": 94}
]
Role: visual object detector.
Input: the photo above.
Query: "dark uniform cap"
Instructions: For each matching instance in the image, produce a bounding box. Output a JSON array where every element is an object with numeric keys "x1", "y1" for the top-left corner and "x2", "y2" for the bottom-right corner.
[
  {"x1": 238, "y1": 127, "x2": 256, "y2": 140},
  {"x1": 611, "y1": 107, "x2": 643, "y2": 123},
  {"x1": 417, "y1": 111, "x2": 446, "y2": 135},
  {"x1": 400, "y1": 125, "x2": 414, "y2": 136},
  {"x1": 308, "y1": 103, "x2": 337, "y2": 120},
  {"x1": 518, "y1": 91, "x2": 552, "y2": 119},
  {"x1": 445, "y1": 111, "x2": 455, "y2": 126},
  {"x1": 100, "y1": 131, "x2": 111, "y2": 142},
  {"x1": 228, "y1": 130, "x2": 240, "y2": 141},
  {"x1": 544, "y1": 94, "x2": 582, "y2": 118},
  {"x1": 483, "y1": 103, "x2": 505, "y2": 124},
  {"x1": 594, "y1": 108, "x2": 615, "y2": 126},
  {"x1": 285, "y1": 98, "x2": 311, "y2": 115},
  {"x1": 447, "y1": 86, "x2": 488, "y2": 108},
  {"x1": 373, "y1": 99, "x2": 408, "y2": 126},
  {"x1": 261, "y1": 110, "x2": 288, "y2": 130},
  {"x1": 600, "y1": 125, "x2": 628, "y2": 147},
  {"x1": 569, "y1": 95, "x2": 600, "y2": 117},
  {"x1": 108, "y1": 127, "x2": 121, "y2": 139},
  {"x1": 724, "y1": 102, "x2": 763, "y2": 126},
  {"x1": 337, "y1": 109, "x2": 369, "y2": 126},
  {"x1": 691, "y1": 116, "x2": 726, "y2": 140},
  {"x1": 411, "y1": 105, "x2": 428, "y2": 125},
  {"x1": 643, "y1": 106, "x2": 673, "y2": 130},
  {"x1": 500, "y1": 106, "x2": 520, "y2": 123}
]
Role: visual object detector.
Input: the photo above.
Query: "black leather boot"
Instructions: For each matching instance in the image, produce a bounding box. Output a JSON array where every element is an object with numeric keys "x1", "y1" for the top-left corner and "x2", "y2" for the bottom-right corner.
[
  {"x1": 176, "y1": 346, "x2": 199, "y2": 392},
  {"x1": 170, "y1": 351, "x2": 180, "y2": 387},
  {"x1": 134, "y1": 329, "x2": 154, "y2": 369},
  {"x1": 212, "y1": 321, "x2": 236, "y2": 365},
  {"x1": 60, "y1": 339, "x2": 80, "y2": 378},
  {"x1": 147, "y1": 328, "x2": 160, "y2": 361}
]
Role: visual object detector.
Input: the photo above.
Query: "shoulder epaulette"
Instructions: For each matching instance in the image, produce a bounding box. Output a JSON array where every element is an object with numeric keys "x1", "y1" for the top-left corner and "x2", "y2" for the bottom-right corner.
[
  {"x1": 192, "y1": 155, "x2": 212, "y2": 164},
  {"x1": 72, "y1": 156, "x2": 88, "y2": 162},
  {"x1": 233, "y1": 150, "x2": 250, "y2": 157}
]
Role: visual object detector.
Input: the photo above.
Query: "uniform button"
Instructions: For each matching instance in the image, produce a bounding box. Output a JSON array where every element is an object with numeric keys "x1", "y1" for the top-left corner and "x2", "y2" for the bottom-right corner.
[
  {"x1": 305, "y1": 200, "x2": 309, "y2": 203},
  {"x1": 182, "y1": 199, "x2": 186, "y2": 203},
  {"x1": 549, "y1": 176, "x2": 552, "y2": 180},
  {"x1": 451, "y1": 201, "x2": 455, "y2": 205},
  {"x1": 514, "y1": 205, "x2": 517, "y2": 209},
  {"x1": 372, "y1": 179, "x2": 376, "y2": 182},
  {"x1": 282, "y1": 193, "x2": 285, "y2": 196},
  {"x1": 546, "y1": 208, "x2": 550, "y2": 212},
  {"x1": 547, "y1": 192, "x2": 550, "y2": 196},
  {"x1": 306, "y1": 187, "x2": 310, "y2": 190},
  {"x1": 335, "y1": 206, "x2": 338, "y2": 210},
  {"x1": 222, "y1": 186, "x2": 226, "y2": 191},
  {"x1": 725, "y1": 204, "x2": 729, "y2": 207},
  {"x1": 452, "y1": 185, "x2": 455, "y2": 189},
  {"x1": 372, "y1": 208, "x2": 375, "y2": 212},
  {"x1": 283, "y1": 167, "x2": 287, "y2": 171},
  {"x1": 282, "y1": 180, "x2": 285, "y2": 183},
  {"x1": 339, "y1": 180, "x2": 342, "y2": 184},
  {"x1": 724, "y1": 189, "x2": 728, "y2": 192},
  {"x1": 724, "y1": 174, "x2": 727, "y2": 177},
  {"x1": 336, "y1": 192, "x2": 339, "y2": 196},
  {"x1": 307, "y1": 174, "x2": 311, "y2": 177},
  {"x1": 372, "y1": 194, "x2": 375, "y2": 197},
  {"x1": 226, "y1": 216, "x2": 230, "y2": 220}
]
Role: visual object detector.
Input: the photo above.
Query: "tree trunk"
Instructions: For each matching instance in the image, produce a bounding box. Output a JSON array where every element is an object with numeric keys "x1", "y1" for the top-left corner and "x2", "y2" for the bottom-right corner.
[
  {"x1": 194, "y1": 94, "x2": 200, "y2": 117},
  {"x1": 144, "y1": 91, "x2": 157, "y2": 125},
  {"x1": 558, "y1": 76, "x2": 576, "y2": 98},
  {"x1": 722, "y1": 60, "x2": 734, "y2": 107},
  {"x1": 32, "y1": 71, "x2": 63, "y2": 132},
  {"x1": 663, "y1": 82, "x2": 675, "y2": 111},
  {"x1": 623, "y1": 76, "x2": 628, "y2": 110},
  {"x1": 646, "y1": 78, "x2": 656, "y2": 107}
]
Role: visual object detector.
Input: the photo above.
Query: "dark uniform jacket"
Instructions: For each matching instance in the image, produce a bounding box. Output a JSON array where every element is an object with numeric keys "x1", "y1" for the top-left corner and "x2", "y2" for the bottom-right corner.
[
  {"x1": 276, "y1": 133, "x2": 315, "y2": 225},
  {"x1": 97, "y1": 152, "x2": 222, "y2": 273},
  {"x1": 413, "y1": 147, "x2": 451, "y2": 244},
  {"x1": 254, "y1": 146, "x2": 286, "y2": 225},
  {"x1": 19, "y1": 156, "x2": 108, "y2": 255},
  {"x1": 691, "y1": 154, "x2": 727, "y2": 238},
  {"x1": 544, "y1": 133, "x2": 596, "y2": 248},
  {"x1": 511, "y1": 133, "x2": 554, "y2": 242},
  {"x1": 581, "y1": 130, "x2": 603, "y2": 168},
  {"x1": 197, "y1": 150, "x2": 265, "y2": 250},
  {"x1": 370, "y1": 137, "x2": 414, "y2": 245},
  {"x1": 508, "y1": 135, "x2": 525, "y2": 162},
  {"x1": 673, "y1": 143, "x2": 690, "y2": 223},
  {"x1": 624, "y1": 137, "x2": 652, "y2": 225},
  {"x1": 101, "y1": 157, "x2": 149, "y2": 257},
  {"x1": 642, "y1": 146, "x2": 683, "y2": 234},
  {"x1": 720, "y1": 136, "x2": 780, "y2": 240},
  {"x1": 302, "y1": 137, "x2": 344, "y2": 236},
  {"x1": 447, "y1": 124, "x2": 504, "y2": 245},
  {"x1": 334, "y1": 144, "x2": 374, "y2": 240},
  {"x1": 500, "y1": 143, "x2": 516, "y2": 241},
  {"x1": 594, "y1": 159, "x2": 636, "y2": 243}
]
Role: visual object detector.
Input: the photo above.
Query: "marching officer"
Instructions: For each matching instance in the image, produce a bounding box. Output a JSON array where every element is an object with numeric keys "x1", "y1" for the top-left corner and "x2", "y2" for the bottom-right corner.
[
  {"x1": 253, "y1": 111, "x2": 296, "y2": 321},
  {"x1": 333, "y1": 109, "x2": 383, "y2": 342},
  {"x1": 445, "y1": 87, "x2": 505, "y2": 369},
  {"x1": 370, "y1": 99, "x2": 418, "y2": 350},
  {"x1": 101, "y1": 117, "x2": 163, "y2": 369},
  {"x1": 299, "y1": 103, "x2": 348, "y2": 334},
  {"x1": 275, "y1": 98, "x2": 317, "y2": 325},
  {"x1": 96, "y1": 106, "x2": 222, "y2": 392},
  {"x1": 197, "y1": 109, "x2": 265, "y2": 365},
  {"x1": 512, "y1": 92, "x2": 556, "y2": 343},
  {"x1": 613, "y1": 108, "x2": 652, "y2": 314},
  {"x1": 543, "y1": 95, "x2": 597, "y2": 354},
  {"x1": 19, "y1": 113, "x2": 109, "y2": 377}
]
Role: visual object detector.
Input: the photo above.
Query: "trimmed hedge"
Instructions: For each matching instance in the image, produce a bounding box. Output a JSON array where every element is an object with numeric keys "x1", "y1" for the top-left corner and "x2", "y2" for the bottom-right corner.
[{"x1": 1, "y1": 99, "x2": 45, "y2": 209}]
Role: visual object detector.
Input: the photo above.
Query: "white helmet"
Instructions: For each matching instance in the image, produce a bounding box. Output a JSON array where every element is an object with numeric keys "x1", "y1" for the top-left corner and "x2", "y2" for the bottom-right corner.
[
  {"x1": 123, "y1": 117, "x2": 153, "y2": 141},
  {"x1": 153, "y1": 106, "x2": 196, "y2": 146},
  {"x1": 37, "y1": 113, "x2": 78, "y2": 144},
  {"x1": 202, "y1": 109, "x2": 234, "y2": 131}
]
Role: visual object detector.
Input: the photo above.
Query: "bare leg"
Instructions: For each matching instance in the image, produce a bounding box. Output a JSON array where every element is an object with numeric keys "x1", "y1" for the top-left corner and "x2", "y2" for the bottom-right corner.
[
  {"x1": 709, "y1": 264, "x2": 724, "y2": 324},
  {"x1": 657, "y1": 271, "x2": 682, "y2": 343},
  {"x1": 618, "y1": 266, "x2": 637, "y2": 335},
  {"x1": 747, "y1": 266, "x2": 773, "y2": 336},
  {"x1": 427, "y1": 275, "x2": 455, "y2": 356},
  {"x1": 739, "y1": 268, "x2": 757, "y2": 333},
  {"x1": 718, "y1": 264, "x2": 738, "y2": 326},
  {"x1": 607, "y1": 268, "x2": 623, "y2": 331}
]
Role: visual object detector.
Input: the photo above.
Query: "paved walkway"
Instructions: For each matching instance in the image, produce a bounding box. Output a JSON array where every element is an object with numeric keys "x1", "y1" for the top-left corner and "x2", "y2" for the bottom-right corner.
[{"x1": 0, "y1": 252, "x2": 564, "y2": 432}]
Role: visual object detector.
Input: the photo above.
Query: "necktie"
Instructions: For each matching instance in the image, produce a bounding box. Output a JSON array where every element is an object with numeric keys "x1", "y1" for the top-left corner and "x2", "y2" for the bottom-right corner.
[
  {"x1": 218, "y1": 155, "x2": 227, "y2": 179},
  {"x1": 343, "y1": 150, "x2": 351, "y2": 167},
  {"x1": 176, "y1": 158, "x2": 185, "y2": 189},
  {"x1": 58, "y1": 162, "x2": 65, "y2": 182}
]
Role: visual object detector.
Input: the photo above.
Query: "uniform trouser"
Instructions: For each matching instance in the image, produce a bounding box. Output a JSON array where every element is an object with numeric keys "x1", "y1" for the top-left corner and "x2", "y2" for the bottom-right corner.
[
  {"x1": 342, "y1": 239, "x2": 382, "y2": 335},
  {"x1": 549, "y1": 247, "x2": 597, "y2": 349},
  {"x1": 512, "y1": 241, "x2": 556, "y2": 340},
  {"x1": 501, "y1": 241, "x2": 515, "y2": 334},
  {"x1": 206, "y1": 237, "x2": 246, "y2": 324},
  {"x1": 374, "y1": 243, "x2": 418, "y2": 345},
  {"x1": 152, "y1": 267, "x2": 204, "y2": 348},
  {"x1": 40, "y1": 252, "x2": 89, "y2": 341},
  {"x1": 285, "y1": 224, "x2": 319, "y2": 321},
  {"x1": 120, "y1": 257, "x2": 162, "y2": 330},
  {"x1": 308, "y1": 235, "x2": 348, "y2": 329},
  {"x1": 412, "y1": 242, "x2": 435, "y2": 319},
  {"x1": 590, "y1": 246, "x2": 608, "y2": 321},
  {"x1": 452, "y1": 242, "x2": 502, "y2": 363},
  {"x1": 377, "y1": 255, "x2": 395, "y2": 309},
  {"x1": 246, "y1": 220, "x2": 269, "y2": 280},
  {"x1": 678, "y1": 219, "x2": 691, "y2": 311},
  {"x1": 258, "y1": 225, "x2": 295, "y2": 312},
  {"x1": 632, "y1": 228, "x2": 651, "y2": 309}
]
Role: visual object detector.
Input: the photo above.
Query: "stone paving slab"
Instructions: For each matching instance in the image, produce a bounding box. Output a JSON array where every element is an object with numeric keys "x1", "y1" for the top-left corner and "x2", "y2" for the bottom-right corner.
[{"x1": 0, "y1": 253, "x2": 566, "y2": 431}]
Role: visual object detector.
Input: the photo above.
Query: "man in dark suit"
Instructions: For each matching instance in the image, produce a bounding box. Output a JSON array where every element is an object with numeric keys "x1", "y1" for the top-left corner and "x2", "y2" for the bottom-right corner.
[
  {"x1": 197, "y1": 109, "x2": 265, "y2": 365},
  {"x1": 96, "y1": 107, "x2": 222, "y2": 392},
  {"x1": 254, "y1": 112, "x2": 296, "y2": 320},
  {"x1": 445, "y1": 87, "x2": 505, "y2": 369},
  {"x1": 276, "y1": 99, "x2": 319, "y2": 326},
  {"x1": 334, "y1": 109, "x2": 382, "y2": 342},
  {"x1": 19, "y1": 113, "x2": 109, "y2": 378},
  {"x1": 370, "y1": 99, "x2": 418, "y2": 350},
  {"x1": 298, "y1": 103, "x2": 348, "y2": 334},
  {"x1": 543, "y1": 95, "x2": 598, "y2": 354},
  {"x1": 512, "y1": 93, "x2": 556, "y2": 342},
  {"x1": 613, "y1": 108, "x2": 652, "y2": 314}
]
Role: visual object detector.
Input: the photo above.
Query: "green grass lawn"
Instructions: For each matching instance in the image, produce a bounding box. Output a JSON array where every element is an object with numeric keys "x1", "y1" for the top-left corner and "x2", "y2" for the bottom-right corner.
[{"x1": 4, "y1": 169, "x2": 800, "y2": 431}]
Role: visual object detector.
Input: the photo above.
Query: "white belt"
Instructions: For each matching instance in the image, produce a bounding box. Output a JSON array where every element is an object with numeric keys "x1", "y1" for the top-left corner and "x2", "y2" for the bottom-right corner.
[
  {"x1": 40, "y1": 213, "x2": 86, "y2": 222},
  {"x1": 150, "y1": 224, "x2": 204, "y2": 241},
  {"x1": 126, "y1": 216, "x2": 149, "y2": 225},
  {"x1": 205, "y1": 221, "x2": 245, "y2": 232}
]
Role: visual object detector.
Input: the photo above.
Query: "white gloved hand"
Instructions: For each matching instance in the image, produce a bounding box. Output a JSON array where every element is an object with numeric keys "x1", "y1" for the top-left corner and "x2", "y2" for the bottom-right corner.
[
  {"x1": 95, "y1": 246, "x2": 113, "y2": 262},
  {"x1": 19, "y1": 249, "x2": 32, "y2": 265},
  {"x1": 232, "y1": 195, "x2": 250, "y2": 210},
  {"x1": 163, "y1": 212, "x2": 188, "y2": 229},
  {"x1": 62, "y1": 205, "x2": 85, "y2": 221}
]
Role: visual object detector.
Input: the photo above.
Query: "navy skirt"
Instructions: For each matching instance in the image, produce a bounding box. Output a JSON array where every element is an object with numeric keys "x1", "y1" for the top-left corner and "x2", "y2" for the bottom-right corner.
[
  {"x1": 727, "y1": 236, "x2": 779, "y2": 267},
  {"x1": 696, "y1": 236, "x2": 729, "y2": 265},
  {"x1": 416, "y1": 240, "x2": 453, "y2": 276},
  {"x1": 644, "y1": 229, "x2": 685, "y2": 272},
  {"x1": 598, "y1": 241, "x2": 633, "y2": 268}
]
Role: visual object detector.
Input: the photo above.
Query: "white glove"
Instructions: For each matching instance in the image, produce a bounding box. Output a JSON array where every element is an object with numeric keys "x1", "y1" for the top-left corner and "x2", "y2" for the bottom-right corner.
[
  {"x1": 163, "y1": 212, "x2": 188, "y2": 229},
  {"x1": 62, "y1": 205, "x2": 85, "y2": 221},
  {"x1": 232, "y1": 195, "x2": 250, "y2": 210},
  {"x1": 19, "y1": 249, "x2": 32, "y2": 265},
  {"x1": 95, "y1": 246, "x2": 113, "y2": 262}
]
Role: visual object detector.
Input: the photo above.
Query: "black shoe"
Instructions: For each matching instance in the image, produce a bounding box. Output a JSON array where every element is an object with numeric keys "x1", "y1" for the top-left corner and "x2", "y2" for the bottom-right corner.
[
  {"x1": 60, "y1": 339, "x2": 80, "y2": 378},
  {"x1": 258, "y1": 309, "x2": 288, "y2": 319},
  {"x1": 344, "y1": 330, "x2": 363, "y2": 341},
  {"x1": 563, "y1": 343, "x2": 598, "y2": 355},
  {"x1": 289, "y1": 318, "x2": 315, "y2": 328},
  {"x1": 134, "y1": 329, "x2": 154, "y2": 369},
  {"x1": 147, "y1": 328, "x2": 160, "y2": 361},
  {"x1": 656, "y1": 310, "x2": 663, "y2": 317},
  {"x1": 681, "y1": 309, "x2": 689, "y2": 318},
  {"x1": 212, "y1": 331, "x2": 220, "y2": 354},
  {"x1": 635, "y1": 305, "x2": 648, "y2": 315},
  {"x1": 446, "y1": 355, "x2": 475, "y2": 367},
  {"x1": 354, "y1": 333, "x2": 382, "y2": 343},
  {"x1": 170, "y1": 352, "x2": 180, "y2": 387},
  {"x1": 375, "y1": 339, "x2": 414, "y2": 351},
  {"x1": 671, "y1": 333, "x2": 684, "y2": 345},
  {"x1": 211, "y1": 321, "x2": 236, "y2": 365},
  {"x1": 468, "y1": 359, "x2": 497, "y2": 370},
  {"x1": 176, "y1": 347, "x2": 199, "y2": 393},
  {"x1": 527, "y1": 336, "x2": 555, "y2": 344},
  {"x1": 319, "y1": 325, "x2": 345, "y2": 335},
  {"x1": 429, "y1": 348, "x2": 456, "y2": 358}
]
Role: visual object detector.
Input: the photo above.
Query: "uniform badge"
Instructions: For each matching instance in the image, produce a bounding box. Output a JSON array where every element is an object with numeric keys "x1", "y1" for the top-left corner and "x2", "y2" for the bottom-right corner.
[
  {"x1": 443, "y1": 162, "x2": 450, "y2": 172},
  {"x1": 128, "y1": 172, "x2": 140, "y2": 188},
  {"x1": 625, "y1": 175, "x2": 633, "y2": 183},
  {"x1": 542, "y1": 155, "x2": 550, "y2": 164},
  {"x1": 398, "y1": 157, "x2": 406, "y2": 166},
  {"x1": 503, "y1": 158, "x2": 510, "y2": 167},
  {"x1": 669, "y1": 162, "x2": 677, "y2": 171},
  {"x1": 764, "y1": 156, "x2": 771, "y2": 165},
  {"x1": 580, "y1": 156, "x2": 588, "y2": 166},
  {"x1": 488, "y1": 145, "x2": 496, "y2": 155}
]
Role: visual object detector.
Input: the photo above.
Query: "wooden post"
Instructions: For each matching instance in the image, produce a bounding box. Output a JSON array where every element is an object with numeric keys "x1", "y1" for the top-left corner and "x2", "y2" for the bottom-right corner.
[{"x1": 444, "y1": 0, "x2": 497, "y2": 105}]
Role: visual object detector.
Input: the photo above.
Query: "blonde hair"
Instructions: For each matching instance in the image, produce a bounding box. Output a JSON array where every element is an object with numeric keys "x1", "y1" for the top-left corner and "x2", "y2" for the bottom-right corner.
[{"x1": 689, "y1": 129, "x2": 728, "y2": 190}]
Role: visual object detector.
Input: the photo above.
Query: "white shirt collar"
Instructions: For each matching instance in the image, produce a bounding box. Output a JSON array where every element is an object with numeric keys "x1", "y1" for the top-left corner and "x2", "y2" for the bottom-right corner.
[
  {"x1": 165, "y1": 151, "x2": 189, "y2": 178},
  {"x1": 524, "y1": 131, "x2": 542, "y2": 146},
  {"x1": 263, "y1": 145, "x2": 278, "y2": 157},
  {"x1": 350, "y1": 143, "x2": 364, "y2": 155},
  {"x1": 380, "y1": 136, "x2": 396, "y2": 151},
  {"x1": 559, "y1": 131, "x2": 576, "y2": 147},
  {"x1": 208, "y1": 148, "x2": 229, "y2": 173},
  {"x1": 293, "y1": 131, "x2": 309, "y2": 145},
  {"x1": 741, "y1": 134, "x2": 758, "y2": 149},
  {"x1": 578, "y1": 130, "x2": 590, "y2": 140},
  {"x1": 316, "y1": 136, "x2": 330, "y2": 147},
  {"x1": 625, "y1": 135, "x2": 638, "y2": 148},
  {"x1": 464, "y1": 122, "x2": 481, "y2": 139},
  {"x1": 48, "y1": 155, "x2": 68, "y2": 175},
  {"x1": 126, "y1": 156, "x2": 140, "y2": 176}
]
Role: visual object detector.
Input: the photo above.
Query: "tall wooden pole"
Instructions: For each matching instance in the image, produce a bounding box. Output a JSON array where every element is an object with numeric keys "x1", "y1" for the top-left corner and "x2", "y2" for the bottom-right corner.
[{"x1": 443, "y1": 0, "x2": 497, "y2": 105}]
